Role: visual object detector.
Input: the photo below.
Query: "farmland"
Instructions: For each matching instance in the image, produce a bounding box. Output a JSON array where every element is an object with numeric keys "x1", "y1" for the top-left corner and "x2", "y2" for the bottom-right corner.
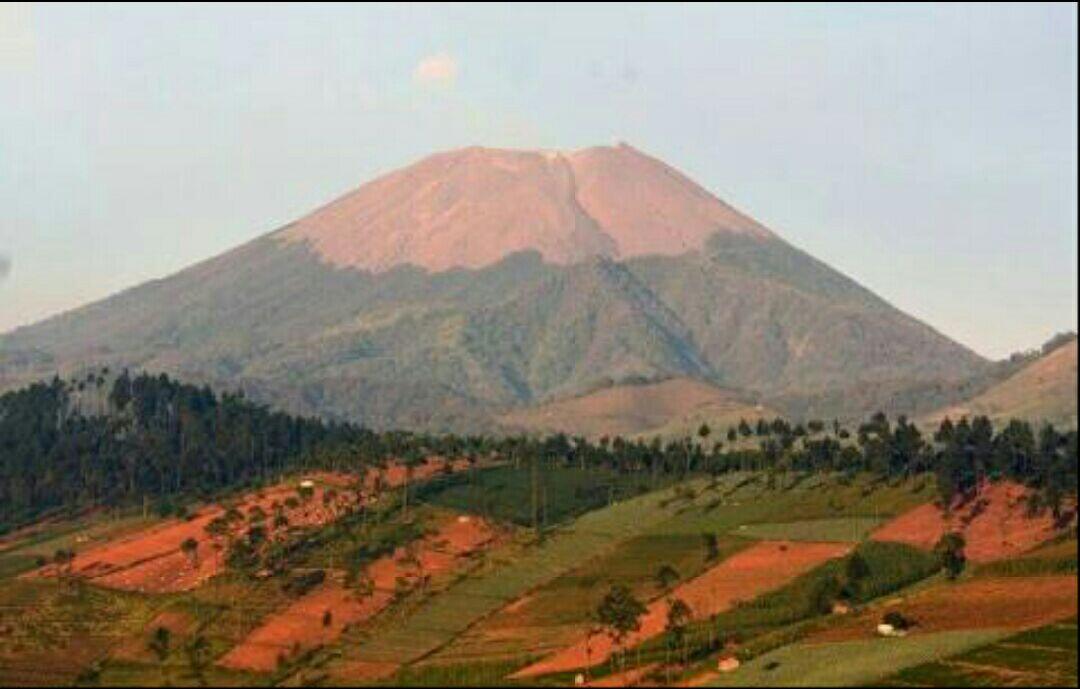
[
  {"x1": 880, "y1": 620, "x2": 1079, "y2": 687},
  {"x1": 0, "y1": 464, "x2": 1073, "y2": 688},
  {"x1": 704, "y1": 630, "x2": 1009, "y2": 687}
]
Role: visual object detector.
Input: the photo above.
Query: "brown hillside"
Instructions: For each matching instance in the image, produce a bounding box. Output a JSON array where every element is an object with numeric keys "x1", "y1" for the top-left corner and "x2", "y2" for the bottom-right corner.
[
  {"x1": 926, "y1": 339, "x2": 1077, "y2": 427},
  {"x1": 497, "y1": 378, "x2": 772, "y2": 439}
]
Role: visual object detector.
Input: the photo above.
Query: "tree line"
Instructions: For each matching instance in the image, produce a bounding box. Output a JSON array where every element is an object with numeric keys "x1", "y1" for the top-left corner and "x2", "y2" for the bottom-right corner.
[{"x1": 1, "y1": 369, "x2": 1075, "y2": 532}]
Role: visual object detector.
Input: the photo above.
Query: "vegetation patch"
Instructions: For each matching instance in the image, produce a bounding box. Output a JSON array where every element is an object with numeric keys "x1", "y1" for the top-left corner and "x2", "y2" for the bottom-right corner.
[
  {"x1": 733, "y1": 517, "x2": 884, "y2": 543},
  {"x1": 704, "y1": 629, "x2": 1007, "y2": 687},
  {"x1": 880, "y1": 621, "x2": 1078, "y2": 687}
]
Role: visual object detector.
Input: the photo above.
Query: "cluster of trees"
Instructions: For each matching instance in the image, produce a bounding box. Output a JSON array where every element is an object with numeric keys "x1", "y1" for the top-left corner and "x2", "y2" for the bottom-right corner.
[
  {"x1": 0, "y1": 371, "x2": 368, "y2": 528},
  {"x1": 1, "y1": 369, "x2": 1076, "y2": 533}
]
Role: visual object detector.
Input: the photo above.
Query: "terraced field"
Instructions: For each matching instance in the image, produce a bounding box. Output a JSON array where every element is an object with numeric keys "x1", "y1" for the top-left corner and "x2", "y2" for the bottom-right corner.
[
  {"x1": 704, "y1": 630, "x2": 1009, "y2": 687},
  {"x1": 879, "y1": 620, "x2": 1078, "y2": 687},
  {"x1": 326, "y1": 476, "x2": 724, "y2": 679},
  {"x1": 418, "y1": 474, "x2": 932, "y2": 680}
]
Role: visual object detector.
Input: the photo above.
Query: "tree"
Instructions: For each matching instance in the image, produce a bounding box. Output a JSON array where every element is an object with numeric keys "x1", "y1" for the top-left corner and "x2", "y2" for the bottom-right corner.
[
  {"x1": 53, "y1": 548, "x2": 76, "y2": 589},
  {"x1": 664, "y1": 597, "x2": 693, "y2": 672},
  {"x1": 655, "y1": 564, "x2": 680, "y2": 592},
  {"x1": 697, "y1": 423, "x2": 711, "y2": 445},
  {"x1": 596, "y1": 584, "x2": 646, "y2": 672},
  {"x1": 180, "y1": 537, "x2": 200, "y2": 568},
  {"x1": 843, "y1": 551, "x2": 870, "y2": 599},
  {"x1": 935, "y1": 532, "x2": 967, "y2": 580},
  {"x1": 702, "y1": 532, "x2": 720, "y2": 562},
  {"x1": 148, "y1": 625, "x2": 171, "y2": 680},
  {"x1": 185, "y1": 634, "x2": 210, "y2": 686}
]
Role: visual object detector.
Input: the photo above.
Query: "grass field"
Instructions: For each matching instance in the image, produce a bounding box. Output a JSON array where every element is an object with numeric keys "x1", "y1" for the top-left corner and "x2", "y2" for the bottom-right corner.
[
  {"x1": 705, "y1": 630, "x2": 1009, "y2": 687},
  {"x1": 0, "y1": 579, "x2": 162, "y2": 686},
  {"x1": 732, "y1": 517, "x2": 883, "y2": 543},
  {"x1": 975, "y1": 536, "x2": 1078, "y2": 578},
  {"x1": 417, "y1": 464, "x2": 668, "y2": 527},
  {"x1": 879, "y1": 620, "x2": 1078, "y2": 687}
]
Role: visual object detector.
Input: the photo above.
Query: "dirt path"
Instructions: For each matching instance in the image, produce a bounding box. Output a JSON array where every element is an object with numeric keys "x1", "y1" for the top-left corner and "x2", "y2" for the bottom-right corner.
[
  {"x1": 217, "y1": 514, "x2": 501, "y2": 673},
  {"x1": 510, "y1": 540, "x2": 852, "y2": 679},
  {"x1": 871, "y1": 481, "x2": 1069, "y2": 563}
]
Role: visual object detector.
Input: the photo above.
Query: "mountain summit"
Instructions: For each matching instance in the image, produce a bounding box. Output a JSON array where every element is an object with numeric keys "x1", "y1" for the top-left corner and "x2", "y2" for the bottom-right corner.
[
  {"x1": 281, "y1": 143, "x2": 772, "y2": 272},
  {"x1": 0, "y1": 144, "x2": 988, "y2": 430}
]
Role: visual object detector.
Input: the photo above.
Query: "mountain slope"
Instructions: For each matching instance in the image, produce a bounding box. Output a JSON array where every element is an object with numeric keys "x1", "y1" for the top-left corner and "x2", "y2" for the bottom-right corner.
[
  {"x1": 925, "y1": 338, "x2": 1077, "y2": 428},
  {"x1": 0, "y1": 144, "x2": 989, "y2": 430},
  {"x1": 497, "y1": 378, "x2": 773, "y2": 439}
]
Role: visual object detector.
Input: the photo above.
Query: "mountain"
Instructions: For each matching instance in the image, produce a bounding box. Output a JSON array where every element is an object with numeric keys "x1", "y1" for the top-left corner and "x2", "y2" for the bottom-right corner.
[
  {"x1": 0, "y1": 144, "x2": 989, "y2": 431},
  {"x1": 924, "y1": 337, "x2": 1077, "y2": 428},
  {"x1": 497, "y1": 377, "x2": 773, "y2": 439}
]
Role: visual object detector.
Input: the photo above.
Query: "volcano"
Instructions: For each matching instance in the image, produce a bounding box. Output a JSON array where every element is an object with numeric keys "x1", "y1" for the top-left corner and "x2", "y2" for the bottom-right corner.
[{"x1": 0, "y1": 144, "x2": 989, "y2": 431}]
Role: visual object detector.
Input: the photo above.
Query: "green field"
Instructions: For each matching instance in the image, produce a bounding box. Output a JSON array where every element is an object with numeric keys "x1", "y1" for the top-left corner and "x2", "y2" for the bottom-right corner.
[
  {"x1": 879, "y1": 621, "x2": 1079, "y2": 687},
  {"x1": 975, "y1": 536, "x2": 1078, "y2": 578},
  {"x1": 732, "y1": 517, "x2": 883, "y2": 543},
  {"x1": 417, "y1": 464, "x2": 668, "y2": 527},
  {"x1": 706, "y1": 630, "x2": 1009, "y2": 687}
]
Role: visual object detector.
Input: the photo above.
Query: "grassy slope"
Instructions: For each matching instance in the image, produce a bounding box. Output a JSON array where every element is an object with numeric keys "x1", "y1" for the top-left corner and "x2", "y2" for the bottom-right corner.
[
  {"x1": 924, "y1": 339, "x2": 1078, "y2": 428},
  {"x1": 497, "y1": 378, "x2": 772, "y2": 440}
]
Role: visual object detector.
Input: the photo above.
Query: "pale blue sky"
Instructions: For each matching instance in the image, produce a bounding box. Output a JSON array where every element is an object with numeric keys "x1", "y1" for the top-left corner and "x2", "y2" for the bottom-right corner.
[{"x1": 1, "y1": 2, "x2": 1076, "y2": 359}]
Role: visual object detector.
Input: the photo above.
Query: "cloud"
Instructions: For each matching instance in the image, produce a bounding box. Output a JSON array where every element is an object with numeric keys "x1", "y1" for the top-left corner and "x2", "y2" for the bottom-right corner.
[
  {"x1": 413, "y1": 52, "x2": 458, "y2": 88},
  {"x1": 0, "y1": 3, "x2": 36, "y2": 70},
  {"x1": 0, "y1": 254, "x2": 10, "y2": 282}
]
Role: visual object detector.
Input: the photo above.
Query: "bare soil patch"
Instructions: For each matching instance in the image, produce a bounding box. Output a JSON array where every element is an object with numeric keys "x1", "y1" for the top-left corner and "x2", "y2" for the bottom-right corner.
[{"x1": 871, "y1": 481, "x2": 1070, "y2": 563}]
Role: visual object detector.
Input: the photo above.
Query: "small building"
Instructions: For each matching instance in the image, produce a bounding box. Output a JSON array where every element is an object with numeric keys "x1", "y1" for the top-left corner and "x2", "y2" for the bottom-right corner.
[
  {"x1": 876, "y1": 623, "x2": 907, "y2": 638},
  {"x1": 574, "y1": 673, "x2": 586, "y2": 686},
  {"x1": 831, "y1": 601, "x2": 852, "y2": 615},
  {"x1": 299, "y1": 479, "x2": 315, "y2": 490},
  {"x1": 717, "y1": 656, "x2": 741, "y2": 673}
]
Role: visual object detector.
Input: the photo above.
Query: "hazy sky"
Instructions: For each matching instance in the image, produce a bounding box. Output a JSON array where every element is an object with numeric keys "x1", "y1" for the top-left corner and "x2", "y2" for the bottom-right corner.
[{"x1": 1, "y1": 3, "x2": 1076, "y2": 359}]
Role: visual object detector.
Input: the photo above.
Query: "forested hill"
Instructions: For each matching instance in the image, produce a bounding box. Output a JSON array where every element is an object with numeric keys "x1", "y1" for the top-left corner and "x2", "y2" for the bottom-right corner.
[
  {"x1": 2, "y1": 370, "x2": 1076, "y2": 535},
  {"x1": 0, "y1": 370, "x2": 372, "y2": 528}
]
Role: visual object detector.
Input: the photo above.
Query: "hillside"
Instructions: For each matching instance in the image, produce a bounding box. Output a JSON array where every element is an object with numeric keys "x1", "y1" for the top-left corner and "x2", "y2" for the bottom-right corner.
[
  {"x1": 925, "y1": 338, "x2": 1077, "y2": 428},
  {"x1": 497, "y1": 378, "x2": 773, "y2": 439},
  {"x1": 0, "y1": 144, "x2": 989, "y2": 431}
]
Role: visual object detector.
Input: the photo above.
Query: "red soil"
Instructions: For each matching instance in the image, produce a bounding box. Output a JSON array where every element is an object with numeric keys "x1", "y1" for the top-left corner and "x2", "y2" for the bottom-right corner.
[
  {"x1": 589, "y1": 662, "x2": 660, "y2": 687},
  {"x1": 806, "y1": 575, "x2": 1078, "y2": 643},
  {"x1": 871, "y1": 481, "x2": 1070, "y2": 563},
  {"x1": 511, "y1": 541, "x2": 852, "y2": 679},
  {"x1": 330, "y1": 660, "x2": 402, "y2": 681},
  {"x1": 24, "y1": 458, "x2": 463, "y2": 594},
  {"x1": 218, "y1": 514, "x2": 501, "y2": 673}
]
